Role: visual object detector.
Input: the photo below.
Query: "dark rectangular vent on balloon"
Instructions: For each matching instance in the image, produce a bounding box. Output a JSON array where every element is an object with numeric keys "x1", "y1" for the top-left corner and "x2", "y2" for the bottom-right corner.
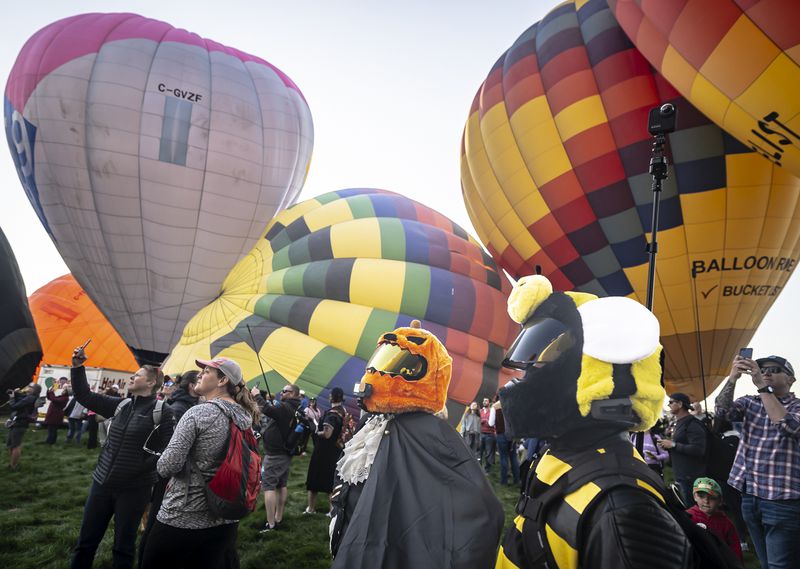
[{"x1": 159, "y1": 97, "x2": 192, "y2": 166}]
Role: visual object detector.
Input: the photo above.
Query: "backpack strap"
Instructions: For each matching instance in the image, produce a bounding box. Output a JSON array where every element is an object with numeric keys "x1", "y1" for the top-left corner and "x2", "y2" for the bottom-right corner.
[
  {"x1": 114, "y1": 398, "x2": 131, "y2": 418},
  {"x1": 114, "y1": 397, "x2": 165, "y2": 425},
  {"x1": 153, "y1": 399, "x2": 164, "y2": 426}
]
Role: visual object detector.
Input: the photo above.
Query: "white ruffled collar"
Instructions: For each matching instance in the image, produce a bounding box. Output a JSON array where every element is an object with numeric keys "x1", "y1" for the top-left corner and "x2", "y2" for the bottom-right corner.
[{"x1": 335, "y1": 414, "x2": 392, "y2": 485}]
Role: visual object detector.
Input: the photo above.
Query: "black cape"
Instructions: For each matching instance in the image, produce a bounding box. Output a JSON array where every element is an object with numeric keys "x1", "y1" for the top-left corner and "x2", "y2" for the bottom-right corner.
[{"x1": 332, "y1": 412, "x2": 504, "y2": 569}]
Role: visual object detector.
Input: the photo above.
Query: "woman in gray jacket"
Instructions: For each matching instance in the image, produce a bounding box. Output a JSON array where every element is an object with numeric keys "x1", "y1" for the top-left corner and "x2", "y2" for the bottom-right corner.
[{"x1": 139, "y1": 357, "x2": 260, "y2": 569}]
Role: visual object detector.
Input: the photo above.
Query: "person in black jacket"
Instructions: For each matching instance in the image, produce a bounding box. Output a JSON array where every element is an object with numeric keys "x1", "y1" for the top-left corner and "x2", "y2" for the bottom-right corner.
[
  {"x1": 165, "y1": 370, "x2": 200, "y2": 422},
  {"x1": 5, "y1": 382, "x2": 42, "y2": 469},
  {"x1": 658, "y1": 392, "x2": 707, "y2": 507},
  {"x1": 69, "y1": 345, "x2": 175, "y2": 569},
  {"x1": 136, "y1": 369, "x2": 200, "y2": 568},
  {"x1": 251, "y1": 384, "x2": 301, "y2": 532}
]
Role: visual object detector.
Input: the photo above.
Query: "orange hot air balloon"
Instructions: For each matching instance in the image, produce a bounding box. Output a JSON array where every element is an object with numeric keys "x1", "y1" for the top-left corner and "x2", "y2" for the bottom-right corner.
[
  {"x1": 460, "y1": 0, "x2": 800, "y2": 402},
  {"x1": 609, "y1": 0, "x2": 800, "y2": 176},
  {"x1": 29, "y1": 275, "x2": 138, "y2": 372}
]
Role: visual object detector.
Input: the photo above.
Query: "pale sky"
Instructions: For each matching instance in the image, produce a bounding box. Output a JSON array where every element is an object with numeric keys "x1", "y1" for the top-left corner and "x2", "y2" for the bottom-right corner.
[{"x1": 1, "y1": 0, "x2": 795, "y2": 401}]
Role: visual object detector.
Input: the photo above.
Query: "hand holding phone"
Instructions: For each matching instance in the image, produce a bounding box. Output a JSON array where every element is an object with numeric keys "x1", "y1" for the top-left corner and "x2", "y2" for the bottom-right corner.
[
  {"x1": 72, "y1": 338, "x2": 91, "y2": 367},
  {"x1": 735, "y1": 347, "x2": 754, "y2": 376}
]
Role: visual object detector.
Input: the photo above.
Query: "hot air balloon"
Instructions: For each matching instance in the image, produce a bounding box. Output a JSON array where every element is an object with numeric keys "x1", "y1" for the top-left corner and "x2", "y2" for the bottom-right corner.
[
  {"x1": 460, "y1": 0, "x2": 800, "y2": 401},
  {"x1": 164, "y1": 188, "x2": 518, "y2": 416},
  {"x1": 0, "y1": 229, "x2": 42, "y2": 391},
  {"x1": 610, "y1": 0, "x2": 800, "y2": 176},
  {"x1": 29, "y1": 274, "x2": 138, "y2": 372},
  {"x1": 4, "y1": 13, "x2": 314, "y2": 365}
]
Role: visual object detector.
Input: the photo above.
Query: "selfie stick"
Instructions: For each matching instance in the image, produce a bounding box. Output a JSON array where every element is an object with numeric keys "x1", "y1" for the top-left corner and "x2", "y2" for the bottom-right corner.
[
  {"x1": 645, "y1": 103, "x2": 678, "y2": 312},
  {"x1": 245, "y1": 324, "x2": 273, "y2": 401}
]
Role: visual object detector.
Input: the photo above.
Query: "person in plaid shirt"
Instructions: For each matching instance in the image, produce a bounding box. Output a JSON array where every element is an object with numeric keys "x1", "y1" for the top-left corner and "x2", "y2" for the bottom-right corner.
[{"x1": 715, "y1": 353, "x2": 800, "y2": 569}]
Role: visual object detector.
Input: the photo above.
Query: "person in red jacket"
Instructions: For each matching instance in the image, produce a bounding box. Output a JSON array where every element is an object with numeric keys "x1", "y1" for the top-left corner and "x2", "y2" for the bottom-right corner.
[
  {"x1": 44, "y1": 378, "x2": 70, "y2": 444},
  {"x1": 686, "y1": 477, "x2": 743, "y2": 562}
]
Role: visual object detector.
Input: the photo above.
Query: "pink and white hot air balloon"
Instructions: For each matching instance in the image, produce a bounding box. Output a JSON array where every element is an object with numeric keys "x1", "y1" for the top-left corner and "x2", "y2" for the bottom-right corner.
[{"x1": 4, "y1": 13, "x2": 314, "y2": 364}]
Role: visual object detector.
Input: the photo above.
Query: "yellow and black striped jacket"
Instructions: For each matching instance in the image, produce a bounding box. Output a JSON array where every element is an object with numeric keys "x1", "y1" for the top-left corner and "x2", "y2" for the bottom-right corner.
[{"x1": 496, "y1": 440, "x2": 672, "y2": 569}]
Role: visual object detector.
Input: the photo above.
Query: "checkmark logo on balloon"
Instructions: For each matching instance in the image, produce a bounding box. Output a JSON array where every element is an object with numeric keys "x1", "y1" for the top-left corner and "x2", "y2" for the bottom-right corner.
[{"x1": 701, "y1": 285, "x2": 718, "y2": 299}]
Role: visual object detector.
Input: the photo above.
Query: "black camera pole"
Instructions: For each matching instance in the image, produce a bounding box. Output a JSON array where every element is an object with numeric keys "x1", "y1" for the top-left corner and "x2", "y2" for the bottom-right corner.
[
  {"x1": 645, "y1": 132, "x2": 669, "y2": 311},
  {"x1": 644, "y1": 102, "x2": 677, "y2": 311}
]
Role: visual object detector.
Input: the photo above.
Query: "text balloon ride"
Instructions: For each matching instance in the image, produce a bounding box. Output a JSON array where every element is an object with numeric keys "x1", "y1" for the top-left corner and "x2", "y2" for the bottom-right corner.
[
  {"x1": 0, "y1": 229, "x2": 42, "y2": 391},
  {"x1": 460, "y1": 0, "x2": 800, "y2": 401},
  {"x1": 610, "y1": 0, "x2": 800, "y2": 176},
  {"x1": 164, "y1": 189, "x2": 518, "y2": 415},
  {"x1": 5, "y1": 13, "x2": 314, "y2": 365},
  {"x1": 29, "y1": 274, "x2": 138, "y2": 372}
]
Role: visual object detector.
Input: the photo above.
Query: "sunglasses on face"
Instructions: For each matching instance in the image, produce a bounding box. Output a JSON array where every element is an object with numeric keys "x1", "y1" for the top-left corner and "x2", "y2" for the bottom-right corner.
[
  {"x1": 760, "y1": 366, "x2": 784, "y2": 375},
  {"x1": 281, "y1": 389, "x2": 293, "y2": 394}
]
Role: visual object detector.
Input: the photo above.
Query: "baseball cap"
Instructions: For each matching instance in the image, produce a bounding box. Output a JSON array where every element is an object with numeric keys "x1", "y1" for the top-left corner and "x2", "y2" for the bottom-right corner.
[
  {"x1": 755, "y1": 355, "x2": 794, "y2": 376},
  {"x1": 693, "y1": 477, "x2": 721, "y2": 497},
  {"x1": 669, "y1": 392, "x2": 691, "y2": 408},
  {"x1": 195, "y1": 357, "x2": 243, "y2": 386}
]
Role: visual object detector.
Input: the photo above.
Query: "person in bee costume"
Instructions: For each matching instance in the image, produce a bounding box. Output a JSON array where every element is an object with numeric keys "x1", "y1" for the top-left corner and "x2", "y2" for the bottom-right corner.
[
  {"x1": 329, "y1": 320, "x2": 504, "y2": 569},
  {"x1": 496, "y1": 275, "x2": 694, "y2": 569}
]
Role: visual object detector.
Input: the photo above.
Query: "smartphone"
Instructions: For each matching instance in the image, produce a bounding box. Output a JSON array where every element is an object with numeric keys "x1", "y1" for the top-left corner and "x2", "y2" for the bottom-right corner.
[
  {"x1": 75, "y1": 338, "x2": 92, "y2": 357},
  {"x1": 739, "y1": 347, "x2": 753, "y2": 359}
]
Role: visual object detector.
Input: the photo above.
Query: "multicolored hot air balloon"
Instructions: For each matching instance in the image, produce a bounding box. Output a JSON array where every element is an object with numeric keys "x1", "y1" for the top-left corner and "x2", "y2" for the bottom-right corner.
[
  {"x1": 29, "y1": 274, "x2": 138, "y2": 372},
  {"x1": 0, "y1": 229, "x2": 42, "y2": 391},
  {"x1": 164, "y1": 189, "x2": 518, "y2": 416},
  {"x1": 4, "y1": 13, "x2": 314, "y2": 365},
  {"x1": 460, "y1": 0, "x2": 800, "y2": 401},
  {"x1": 610, "y1": 0, "x2": 800, "y2": 176}
]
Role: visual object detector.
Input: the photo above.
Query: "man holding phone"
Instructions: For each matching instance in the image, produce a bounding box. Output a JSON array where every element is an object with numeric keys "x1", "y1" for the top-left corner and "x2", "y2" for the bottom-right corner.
[
  {"x1": 715, "y1": 351, "x2": 800, "y2": 569},
  {"x1": 69, "y1": 342, "x2": 175, "y2": 569}
]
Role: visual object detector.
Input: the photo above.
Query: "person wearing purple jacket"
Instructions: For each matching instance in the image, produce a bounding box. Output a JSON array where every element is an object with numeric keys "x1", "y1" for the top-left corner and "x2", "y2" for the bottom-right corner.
[
  {"x1": 715, "y1": 353, "x2": 800, "y2": 569},
  {"x1": 630, "y1": 429, "x2": 669, "y2": 477}
]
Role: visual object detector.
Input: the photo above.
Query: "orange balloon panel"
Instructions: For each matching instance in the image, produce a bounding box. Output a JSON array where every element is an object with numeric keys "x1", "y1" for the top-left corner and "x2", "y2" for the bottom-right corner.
[
  {"x1": 29, "y1": 275, "x2": 137, "y2": 372},
  {"x1": 460, "y1": 0, "x2": 800, "y2": 402},
  {"x1": 610, "y1": 0, "x2": 800, "y2": 176}
]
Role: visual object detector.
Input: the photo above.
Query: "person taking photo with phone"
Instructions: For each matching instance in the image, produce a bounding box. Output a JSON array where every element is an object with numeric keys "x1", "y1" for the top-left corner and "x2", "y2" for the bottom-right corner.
[
  {"x1": 715, "y1": 351, "x2": 800, "y2": 569},
  {"x1": 69, "y1": 343, "x2": 175, "y2": 569}
]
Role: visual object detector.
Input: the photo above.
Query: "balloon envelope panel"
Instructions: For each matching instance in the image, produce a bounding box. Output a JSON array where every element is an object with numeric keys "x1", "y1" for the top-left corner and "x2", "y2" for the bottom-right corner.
[
  {"x1": 609, "y1": 0, "x2": 800, "y2": 176},
  {"x1": 0, "y1": 229, "x2": 42, "y2": 391},
  {"x1": 164, "y1": 189, "x2": 518, "y2": 412},
  {"x1": 460, "y1": 0, "x2": 800, "y2": 401},
  {"x1": 4, "y1": 13, "x2": 314, "y2": 363},
  {"x1": 29, "y1": 274, "x2": 138, "y2": 372}
]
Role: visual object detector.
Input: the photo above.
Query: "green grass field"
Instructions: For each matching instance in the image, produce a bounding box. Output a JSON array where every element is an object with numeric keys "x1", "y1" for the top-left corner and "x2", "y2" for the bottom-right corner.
[{"x1": 0, "y1": 427, "x2": 758, "y2": 568}]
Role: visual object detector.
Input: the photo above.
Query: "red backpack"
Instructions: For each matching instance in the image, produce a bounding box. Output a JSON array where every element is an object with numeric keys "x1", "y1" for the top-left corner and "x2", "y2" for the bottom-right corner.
[{"x1": 204, "y1": 402, "x2": 262, "y2": 519}]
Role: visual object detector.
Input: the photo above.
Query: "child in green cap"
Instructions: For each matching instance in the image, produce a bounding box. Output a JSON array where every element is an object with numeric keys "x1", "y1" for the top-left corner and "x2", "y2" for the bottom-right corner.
[{"x1": 686, "y1": 477, "x2": 743, "y2": 562}]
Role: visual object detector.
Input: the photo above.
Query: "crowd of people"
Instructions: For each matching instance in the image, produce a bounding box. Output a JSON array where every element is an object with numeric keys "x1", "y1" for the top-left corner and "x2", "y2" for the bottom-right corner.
[{"x1": 3, "y1": 344, "x2": 799, "y2": 568}]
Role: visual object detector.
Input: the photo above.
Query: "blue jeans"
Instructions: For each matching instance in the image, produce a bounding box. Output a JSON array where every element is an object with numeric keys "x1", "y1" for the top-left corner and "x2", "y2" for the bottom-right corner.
[
  {"x1": 71, "y1": 480, "x2": 152, "y2": 569},
  {"x1": 462, "y1": 432, "x2": 479, "y2": 459},
  {"x1": 479, "y1": 433, "x2": 496, "y2": 472},
  {"x1": 496, "y1": 433, "x2": 519, "y2": 485},
  {"x1": 741, "y1": 493, "x2": 800, "y2": 569},
  {"x1": 66, "y1": 418, "x2": 84, "y2": 442}
]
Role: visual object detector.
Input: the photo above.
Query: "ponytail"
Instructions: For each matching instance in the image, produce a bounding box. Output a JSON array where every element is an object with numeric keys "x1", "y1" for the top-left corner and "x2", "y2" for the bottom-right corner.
[{"x1": 225, "y1": 381, "x2": 261, "y2": 425}]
